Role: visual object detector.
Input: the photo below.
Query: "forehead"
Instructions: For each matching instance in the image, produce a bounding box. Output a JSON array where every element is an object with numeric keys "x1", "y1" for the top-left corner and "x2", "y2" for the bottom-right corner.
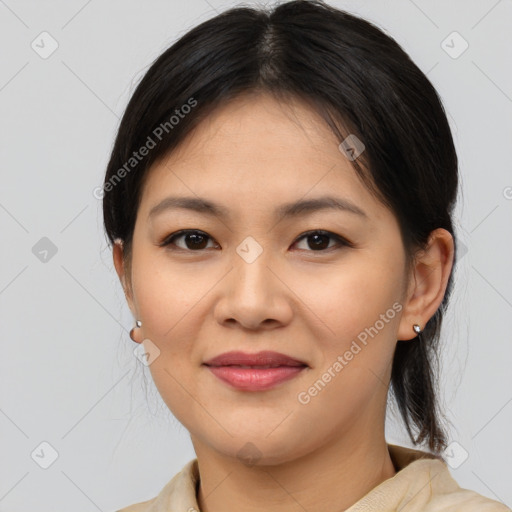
[
  {"x1": 138, "y1": 92, "x2": 382, "y2": 220},
  {"x1": 158, "y1": 92, "x2": 343, "y2": 168}
]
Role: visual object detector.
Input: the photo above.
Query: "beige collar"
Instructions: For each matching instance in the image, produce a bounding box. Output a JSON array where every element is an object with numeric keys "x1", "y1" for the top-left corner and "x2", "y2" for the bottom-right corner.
[{"x1": 122, "y1": 443, "x2": 509, "y2": 511}]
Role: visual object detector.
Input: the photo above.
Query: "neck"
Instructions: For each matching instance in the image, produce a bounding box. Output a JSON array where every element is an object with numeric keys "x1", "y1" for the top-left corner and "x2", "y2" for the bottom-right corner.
[{"x1": 193, "y1": 430, "x2": 396, "y2": 512}]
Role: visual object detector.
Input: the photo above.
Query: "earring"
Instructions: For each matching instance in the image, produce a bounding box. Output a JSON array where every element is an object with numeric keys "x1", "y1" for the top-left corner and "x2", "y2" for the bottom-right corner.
[
  {"x1": 129, "y1": 320, "x2": 142, "y2": 343},
  {"x1": 412, "y1": 324, "x2": 422, "y2": 335}
]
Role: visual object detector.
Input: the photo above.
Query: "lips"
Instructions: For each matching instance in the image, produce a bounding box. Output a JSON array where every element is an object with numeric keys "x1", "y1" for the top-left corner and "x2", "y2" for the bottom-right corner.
[
  {"x1": 203, "y1": 350, "x2": 308, "y2": 368},
  {"x1": 203, "y1": 351, "x2": 308, "y2": 391}
]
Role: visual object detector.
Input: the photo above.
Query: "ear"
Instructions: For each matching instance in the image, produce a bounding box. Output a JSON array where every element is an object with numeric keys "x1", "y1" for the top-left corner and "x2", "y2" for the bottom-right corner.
[
  {"x1": 397, "y1": 228, "x2": 454, "y2": 341},
  {"x1": 113, "y1": 239, "x2": 136, "y2": 315}
]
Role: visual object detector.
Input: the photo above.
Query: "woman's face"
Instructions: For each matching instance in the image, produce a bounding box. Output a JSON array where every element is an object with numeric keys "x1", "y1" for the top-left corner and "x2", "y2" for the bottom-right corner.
[{"x1": 117, "y1": 92, "x2": 415, "y2": 465}]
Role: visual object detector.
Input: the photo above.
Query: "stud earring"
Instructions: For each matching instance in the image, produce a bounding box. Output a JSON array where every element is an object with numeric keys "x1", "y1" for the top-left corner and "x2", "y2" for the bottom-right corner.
[
  {"x1": 129, "y1": 320, "x2": 142, "y2": 343},
  {"x1": 412, "y1": 324, "x2": 422, "y2": 335}
]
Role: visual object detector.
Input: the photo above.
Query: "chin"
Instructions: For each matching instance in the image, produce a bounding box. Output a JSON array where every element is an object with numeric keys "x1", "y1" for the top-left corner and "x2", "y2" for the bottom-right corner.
[{"x1": 207, "y1": 432, "x2": 310, "y2": 467}]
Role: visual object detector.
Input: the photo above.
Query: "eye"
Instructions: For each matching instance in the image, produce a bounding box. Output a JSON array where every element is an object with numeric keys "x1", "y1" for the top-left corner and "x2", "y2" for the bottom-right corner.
[
  {"x1": 159, "y1": 230, "x2": 218, "y2": 251},
  {"x1": 292, "y1": 230, "x2": 352, "y2": 252},
  {"x1": 159, "y1": 229, "x2": 352, "y2": 252}
]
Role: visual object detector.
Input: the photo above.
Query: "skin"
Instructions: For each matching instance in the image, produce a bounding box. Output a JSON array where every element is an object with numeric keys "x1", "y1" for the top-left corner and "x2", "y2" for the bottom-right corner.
[{"x1": 113, "y1": 91, "x2": 454, "y2": 512}]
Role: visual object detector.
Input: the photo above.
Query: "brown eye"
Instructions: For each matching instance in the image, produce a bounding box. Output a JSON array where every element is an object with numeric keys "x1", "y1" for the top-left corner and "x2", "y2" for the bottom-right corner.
[
  {"x1": 160, "y1": 229, "x2": 352, "y2": 253},
  {"x1": 160, "y1": 230, "x2": 217, "y2": 251},
  {"x1": 293, "y1": 230, "x2": 351, "y2": 252}
]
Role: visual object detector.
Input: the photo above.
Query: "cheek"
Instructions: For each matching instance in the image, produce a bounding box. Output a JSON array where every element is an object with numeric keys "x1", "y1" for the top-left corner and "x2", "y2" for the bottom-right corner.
[
  {"x1": 130, "y1": 257, "x2": 213, "y2": 411},
  {"x1": 294, "y1": 255, "x2": 405, "y2": 412},
  {"x1": 132, "y1": 257, "x2": 207, "y2": 345},
  {"x1": 291, "y1": 255, "x2": 404, "y2": 345}
]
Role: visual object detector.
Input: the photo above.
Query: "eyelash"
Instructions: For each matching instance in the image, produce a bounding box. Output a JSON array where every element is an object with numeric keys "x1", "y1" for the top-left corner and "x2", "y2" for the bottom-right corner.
[{"x1": 159, "y1": 229, "x2": 353, "y2": 253}]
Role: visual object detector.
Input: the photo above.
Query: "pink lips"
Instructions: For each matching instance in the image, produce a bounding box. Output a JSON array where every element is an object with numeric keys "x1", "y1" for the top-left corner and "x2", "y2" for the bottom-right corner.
[{"x1": 203, "y1": 350, "x2": 308, "y2": 391}]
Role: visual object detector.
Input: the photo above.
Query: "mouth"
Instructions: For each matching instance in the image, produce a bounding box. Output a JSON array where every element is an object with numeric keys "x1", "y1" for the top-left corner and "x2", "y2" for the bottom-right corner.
[
  {"x1": 203, "y1": 351, "x2": 308, "y2": 391},
  {"x1": 203, "y1": 350, "x2": 308, "y2": 367}
]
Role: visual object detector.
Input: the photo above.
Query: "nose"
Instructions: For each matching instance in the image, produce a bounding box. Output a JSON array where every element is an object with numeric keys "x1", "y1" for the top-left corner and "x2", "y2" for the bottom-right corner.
[{"x1": 213, "y1": 247, "x2": 293, "y2": 331}]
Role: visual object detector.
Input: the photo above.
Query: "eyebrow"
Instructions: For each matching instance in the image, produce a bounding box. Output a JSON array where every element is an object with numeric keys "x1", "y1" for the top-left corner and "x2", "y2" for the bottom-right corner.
[{"x1": 148, "y1": 195, "x2": 368, "y2": 221}]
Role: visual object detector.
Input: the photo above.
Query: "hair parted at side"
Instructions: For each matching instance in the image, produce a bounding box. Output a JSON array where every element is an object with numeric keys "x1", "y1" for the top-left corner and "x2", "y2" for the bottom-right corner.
[{"x1": 102, "y1": 0, "x2": 459, "y2": 455}]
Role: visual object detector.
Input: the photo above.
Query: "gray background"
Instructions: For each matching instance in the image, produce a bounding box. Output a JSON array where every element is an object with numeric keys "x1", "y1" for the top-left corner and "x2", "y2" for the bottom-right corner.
[{"x1": 1, "y1": 0, "x2": 511, "y2": 510}]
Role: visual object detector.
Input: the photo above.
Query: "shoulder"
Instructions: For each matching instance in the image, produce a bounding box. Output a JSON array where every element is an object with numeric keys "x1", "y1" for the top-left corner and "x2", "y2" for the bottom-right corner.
[
  {"x1": 368, "y1": 444, "x2": 511, "y2": 512},
  {"x1": 424, "y1": 463, "x2": 510, "y2": 512},
  {"x1": 114, "y1": 458, "x2": 199, "y2": 512},
  {"x1": 424, "y1": 486, "x2": 511, "y2": 511},
  {"x1": 116, "y1": 497, "x2": 157, "y2": 512}
]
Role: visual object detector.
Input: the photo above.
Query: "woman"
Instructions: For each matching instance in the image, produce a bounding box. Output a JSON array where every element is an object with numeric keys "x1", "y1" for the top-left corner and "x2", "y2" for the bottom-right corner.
[{"x1": 102, "y1": 1, "x2": 510, "y2": 510}]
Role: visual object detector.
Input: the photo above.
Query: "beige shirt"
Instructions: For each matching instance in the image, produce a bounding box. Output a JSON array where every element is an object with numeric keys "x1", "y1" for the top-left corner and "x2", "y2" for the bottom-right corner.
[{"x1": 117, "y1": 443, "x2": 510, "y2": 511}]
